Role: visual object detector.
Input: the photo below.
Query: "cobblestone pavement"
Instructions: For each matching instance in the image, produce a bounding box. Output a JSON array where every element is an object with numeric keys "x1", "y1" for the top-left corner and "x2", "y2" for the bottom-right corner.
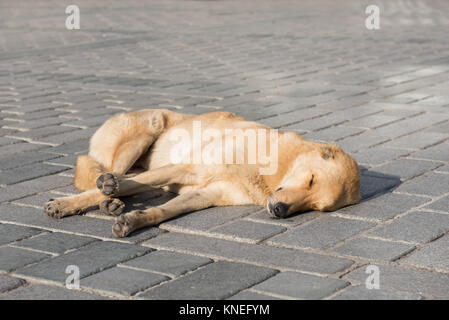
[{"x1": 0, "y1": 0, "x2": 449, "y2": 300}]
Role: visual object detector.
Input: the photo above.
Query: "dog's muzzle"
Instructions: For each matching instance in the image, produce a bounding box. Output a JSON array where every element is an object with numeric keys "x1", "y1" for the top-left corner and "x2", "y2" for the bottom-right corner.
[{"x1": 267, "y1": 200, "x2": 290, "y2": 218}]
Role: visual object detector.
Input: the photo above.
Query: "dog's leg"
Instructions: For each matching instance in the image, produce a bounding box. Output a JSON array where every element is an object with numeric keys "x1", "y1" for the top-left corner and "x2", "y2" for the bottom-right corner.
[
  {"x1": 73, "y1": 155, "x2": 106, "y2": 191},
  {"x1": 111, "y1": 134, "x2": 155, "y2": 174},
  {"x1": 54, "y1": 143, "x2": 150, "y2": 218},
  {"x1": 44, "y1": 189, "x2": 109, "y2": 218},
  {"x1": 45, "y1": 164, "x2": 198, "y2": 218},
  {"x1": 97, "y1": 164, "x2": 201, "y2": 216},
  {"x1": 93, "y1": 135, "x2": 155, "y2": 215},
  {"x1": 96, "y1": 164, "x2": 200, "y2": 197},
  {"x1": 92, "y1": 112, "x2": 170, "y2": 213},
  {"x1": 45, "y1": 110, "x2": 186, "y2": 218},
  {"x1": 112, "y1": 187, "x2": 220, "y2": 237}
]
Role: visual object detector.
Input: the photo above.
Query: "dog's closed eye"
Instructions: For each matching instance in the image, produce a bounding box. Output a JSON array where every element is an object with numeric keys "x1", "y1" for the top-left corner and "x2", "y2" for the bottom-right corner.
[{"x1": 309, "y1": 175, "x2": 314, "y2": 188}]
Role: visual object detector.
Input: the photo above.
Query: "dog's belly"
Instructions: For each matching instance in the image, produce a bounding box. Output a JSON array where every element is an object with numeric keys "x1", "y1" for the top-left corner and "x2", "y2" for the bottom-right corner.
[{"x1": 142, "y1": 117, "x2": 273, "y2": 171}]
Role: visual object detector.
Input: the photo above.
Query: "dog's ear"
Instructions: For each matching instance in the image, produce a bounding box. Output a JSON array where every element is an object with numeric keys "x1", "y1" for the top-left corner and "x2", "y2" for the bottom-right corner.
[{"x1": 320, "y1": 145, "x2": 338, "y2": 160}]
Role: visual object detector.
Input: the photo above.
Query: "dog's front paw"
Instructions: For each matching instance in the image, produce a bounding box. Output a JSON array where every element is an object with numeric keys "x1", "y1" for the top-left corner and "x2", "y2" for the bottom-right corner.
[
  {"x1": 112, "y1": 211, "x2": 141, "y2": 238},
  {"x1": 100, "y1": 198, "x2": 125, "y2": 216},
  {"x1": 96, "y1": 173, "x2": 119, "y2": 196},
  {"x1": 44, "y1": 198, "x2": 81, "y2": 219}
]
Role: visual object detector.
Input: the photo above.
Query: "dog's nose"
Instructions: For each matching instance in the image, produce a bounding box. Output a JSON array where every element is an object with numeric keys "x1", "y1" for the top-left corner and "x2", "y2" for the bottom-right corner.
[{"x1": 269, "y1": 202, "x2": 289, "y2": 218}]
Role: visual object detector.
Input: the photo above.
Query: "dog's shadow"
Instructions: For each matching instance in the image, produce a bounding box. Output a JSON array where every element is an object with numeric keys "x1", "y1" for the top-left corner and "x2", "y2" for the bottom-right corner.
[
  {"x1": 85, "y1": 188, "x2": 176, "y2": 219},
  {"x1": 118, "y1": 189, "x2": 177, "y2": 213},
  {"x1": 357, "y1": 165, "x2": 402, "y2": 202}
]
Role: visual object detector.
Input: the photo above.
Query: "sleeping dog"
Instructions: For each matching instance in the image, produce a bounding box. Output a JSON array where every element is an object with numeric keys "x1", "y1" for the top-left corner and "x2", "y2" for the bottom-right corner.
[{"x1": 44, "y1": 109, "x2": 360, "y2": 237}]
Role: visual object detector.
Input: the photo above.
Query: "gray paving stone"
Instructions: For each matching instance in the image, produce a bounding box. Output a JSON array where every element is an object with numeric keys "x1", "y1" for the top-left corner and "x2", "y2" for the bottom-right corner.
[
  {"x1": 284, "y1": 115, "x2": 347, "y2": 132},
  {"x1": 0, "y1": 151, "x2": 62, "y2": 170},
  {"x1": 227, "y1": 290, "x2": 281, "y2": 300},
  {"x1": 253, "y1": 272, "x2": 349, "y2": 300},
  {"x1": 268, "y1": 216, "x2": 374, "y2": 249},
  {"x1": 332, "y1": 105, "x2": 383, "y2": 120},
  {"x1": 0, "y1": 246, "x2": 51, "y2": 272},
  {"x1": 0, "y1": 137, "x2": 20, "y2": 147},
  {"x1": 15, "y1": 232, "x2": 99, "y2": 254},
  {"x1": 13, "y1": 125, "x2": 79, "y2": 139},
  {"x1": 0, "y1": 275, "x2": 26, "y2": 293},
  {"x1": 337, "y1": 193, "x2": 430, "y2": 221},
  {"x1": 0, "y1": 174, "x2": 72, "y2": 202},
  {"x1": 381, "y1": 108, "x2": 422, "y2": 118},
  {"x1": 7, "y1": 117, "x2": 72, "y2": 130},
  {"x1": 11, "y1": 191, "x2": 58, "y2": 207},
  {"x1": 50, "y1": 184, "x2": 80, "y2": 195},
  {"x1": 258, "y1": 107, "x2": 329, "y2": 128},
  {"x1": 367, "y1": 211, "x2": 449, "y2": 243},
  {"x1": 426, "y1": 121, "x2": 449, "y2": 133},
  {"x1": 0, "y1": 162, "x2": 69, "y2": 185},
  {"x1": 424, "y1": 195, "x2": 449, "y2": 212},
  {"x1": 0, "y1": 204, "x2": 165, "y2": 243},
  {"x1": 331, "y1": 237, "x2": 415, "y2": 261},
  {"x1": 352, "y1": 147, "x2": 411, "y2": 166},
  {"x1": 120, "y1": 250, "x2": 212, "y2": 277},
  {"x1": 0, "y1": 142, "x2": 48, "y2": 156},
  {"x1": 45, "y1": 154, "x2": 78, "y2": 167},
  {"x1": 64, "y1": 114, "x2": 115, "y2": 128},
  {"x1": 38, "y1": 127, "x2": 97, "y2": 145},
  {"x1": 372, "y1": 159, "x2": 442, "y2": 180},
  {"x1": 332, "y1": 285, "x2": 423, "y2": 300},
  {"x1": 209, "y1": 220, "x2": 286, "y2": 243},
  {"x1": 160, "y1": 205, "x2": 260, "y2": 231},
  {"x1": 435, "y1": 164, "x2": 449, "y2": 172},
  {"x1": 81, "y1": 266, "x2": 168, "y2": 296},
  {"x1": 0, "y1": 223, "x2": 43, "y2": 245},
  {"x1": 337, "y1": 134, "x2": 389, "y2": 153},
  {"x1": 369, "y1": 113, "x2": 448, "y2": 138},
  {"x1": 6, "y1": 110, "x2": 69, "y2": 121},
  {"x1": 139, "y1": 261, "x2": 277, "y2": 300},
  {"x1": 16, "y1": 241, "x2": 151, "y2": 283},
  {"x1": 144, "y1": 232, "x2": 354, "y2": 274},
  {"x1": 344, "y1": 114, "x2": 401, "y2": 129},
  {"x1": 383, "y1": 132, "x2": 448, "y2": 150},
  {"x1": 401, "y1": 235, "x2": 449, "y2": 271},
  {"x1": 409, "y1": 142, "x2": 449, "y2": 161},
  {"x1": 395, "y1": 172, "x2": 449, "y2": 196},
  {"x1": 302, "y1": 126, "x2": 364, "y2": 142},
  {"x1": 44, "y1": 139, "x2": 89, "y2": 155},
  {"x1": 0, "y1": 128, "x2": 19, "y2": 136},
  {"x1": 344, "y1": 265, "x2": 449, "y2": 298},
  {"x1": 0, "y1": 284, "x2": 106, "y2": 300}
]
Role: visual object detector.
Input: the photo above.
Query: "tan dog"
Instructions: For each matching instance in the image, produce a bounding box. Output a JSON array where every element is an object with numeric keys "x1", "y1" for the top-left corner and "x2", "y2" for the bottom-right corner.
[{"x1": 44, "y1": 109, "x2": 361, "y2": 237}]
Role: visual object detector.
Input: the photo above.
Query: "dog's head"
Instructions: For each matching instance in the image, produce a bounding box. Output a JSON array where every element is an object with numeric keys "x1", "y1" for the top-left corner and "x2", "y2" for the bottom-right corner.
[{"x1": 267, "y1": 141, "x2": 360, "y2": 218}]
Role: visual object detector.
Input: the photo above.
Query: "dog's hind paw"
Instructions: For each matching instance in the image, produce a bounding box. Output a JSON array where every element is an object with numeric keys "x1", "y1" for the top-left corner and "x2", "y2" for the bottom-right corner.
[
  {"x1": 96, "y1": 173, "x2": 119, "y2": 196},
  {"x1": 100, "y1": 198, "x2": 125, "y2": 216},
  {"x1": 112, "y1": 213, "x2": 138, "y2": 238},
  {"x1": 44, "y1": 198, "x2": 81, "y2": 219}
]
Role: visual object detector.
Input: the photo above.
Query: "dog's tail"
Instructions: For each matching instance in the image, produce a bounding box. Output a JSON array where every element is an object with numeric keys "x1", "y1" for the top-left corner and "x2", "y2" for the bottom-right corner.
[{"x1": 74, "y1": 155, "x2": 107, "y2": 191}]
